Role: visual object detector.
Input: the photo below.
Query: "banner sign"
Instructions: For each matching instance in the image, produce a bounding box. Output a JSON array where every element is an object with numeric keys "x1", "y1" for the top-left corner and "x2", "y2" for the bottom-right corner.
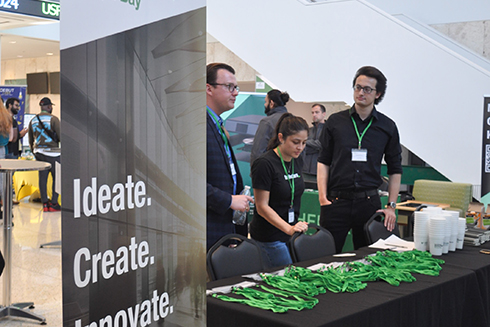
[
  {"x1": 482, "y1": 96, "x2": 490, "y2": 197},
  {"x1": 61, "y1": 7, "x2": 206, "y2": 327},
  {"x1": 0, "y1": 0, "x2": 60, "y2": 20},
  {"x1": 0, "y1": 85, "x2": 27, "y2": 129}
]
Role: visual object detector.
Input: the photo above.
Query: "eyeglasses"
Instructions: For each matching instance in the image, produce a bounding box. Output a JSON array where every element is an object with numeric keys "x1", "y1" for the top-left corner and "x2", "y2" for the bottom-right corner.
[
  {"x1": 209, "y1": 83, "x2": 240, "y2": 93},
  {"x1": 353, "y1": 85, "x2": 376, "y2": 94}
]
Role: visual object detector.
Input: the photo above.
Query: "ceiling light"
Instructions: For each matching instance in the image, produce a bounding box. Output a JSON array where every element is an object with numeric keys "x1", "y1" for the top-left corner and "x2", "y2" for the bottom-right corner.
[
  {"x1": 9, "y1": 41, "x2": 16, "y2": 44},
  {"x1": 17, "y1": 55, "x2": 23, "y2": 58},
  {"x1": 47, "y1": 52, "x2": 53, "y2": 56}
]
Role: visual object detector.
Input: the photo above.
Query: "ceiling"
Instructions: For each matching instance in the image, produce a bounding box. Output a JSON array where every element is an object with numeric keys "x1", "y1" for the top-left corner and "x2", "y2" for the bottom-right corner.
[{"x1": 0, "y1": 11, "x2": 59, "y2": 60}]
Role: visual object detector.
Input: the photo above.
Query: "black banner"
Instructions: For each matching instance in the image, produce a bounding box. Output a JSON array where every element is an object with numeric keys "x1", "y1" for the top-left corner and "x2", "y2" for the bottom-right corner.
[
  {"x1": 61, "y1": 8, "x2": 206, "y2": 327},
  {"x1": 482, "y1": 96, "x2": 490, "y2": 197}
]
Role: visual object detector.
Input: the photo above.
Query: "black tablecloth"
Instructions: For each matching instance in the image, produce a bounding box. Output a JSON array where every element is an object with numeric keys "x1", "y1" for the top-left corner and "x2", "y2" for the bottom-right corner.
[{"x1": 207, "y1": 245, "x2": 490, "y2": 327}]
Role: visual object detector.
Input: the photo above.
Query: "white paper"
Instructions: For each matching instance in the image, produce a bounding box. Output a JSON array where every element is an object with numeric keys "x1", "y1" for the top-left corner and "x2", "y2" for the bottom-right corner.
[
  {"x1": 369, "y1": 235, "x2": 415, "y2": 252},
  {"x1": 207, "y1": 281, "x2": 257, "y2": 295}
]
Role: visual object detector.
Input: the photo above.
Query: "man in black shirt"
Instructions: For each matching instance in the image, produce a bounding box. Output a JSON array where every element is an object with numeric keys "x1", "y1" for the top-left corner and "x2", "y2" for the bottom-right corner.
[
  {"x1": 5, "y1": 97, "x2": 27, "y2": 159},
  {"x1": 317, "y1": 66, "x2": 402, "y2": 253}
]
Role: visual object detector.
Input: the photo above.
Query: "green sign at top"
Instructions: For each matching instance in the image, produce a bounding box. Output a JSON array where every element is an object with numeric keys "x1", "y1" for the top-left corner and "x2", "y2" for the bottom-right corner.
[{"x1": 0, "y1": 0, "x2": 60, "y2": 20}]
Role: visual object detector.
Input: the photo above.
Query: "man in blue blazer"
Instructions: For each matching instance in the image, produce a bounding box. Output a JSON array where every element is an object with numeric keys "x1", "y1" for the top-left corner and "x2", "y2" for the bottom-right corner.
[{"x1": 206, "y1": 63, "x2": 253, "y2": 251}]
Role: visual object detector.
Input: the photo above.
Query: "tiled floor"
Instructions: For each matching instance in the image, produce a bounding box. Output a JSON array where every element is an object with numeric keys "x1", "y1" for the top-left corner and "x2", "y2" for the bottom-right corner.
[{"x1": 0, "y1": 199, "x2": 62, "y2": 326}]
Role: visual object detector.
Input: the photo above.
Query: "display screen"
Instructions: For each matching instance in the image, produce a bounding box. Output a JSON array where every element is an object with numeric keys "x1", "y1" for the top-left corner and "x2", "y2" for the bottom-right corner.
[{"x1": 27, "y1": 72, "x2": 48, "y2": 94}]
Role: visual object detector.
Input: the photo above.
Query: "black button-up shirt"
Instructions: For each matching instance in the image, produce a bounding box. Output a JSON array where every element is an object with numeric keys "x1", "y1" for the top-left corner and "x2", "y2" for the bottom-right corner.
[{"x1": 318, "y1": 106, "x2": 402, "y2": 192}]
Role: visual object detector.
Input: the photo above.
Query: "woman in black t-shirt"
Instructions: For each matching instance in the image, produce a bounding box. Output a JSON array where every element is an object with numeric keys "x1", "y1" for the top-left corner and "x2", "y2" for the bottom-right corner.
[{"x1": 251, "y1": 113, "x2": 309, "y2": 268}]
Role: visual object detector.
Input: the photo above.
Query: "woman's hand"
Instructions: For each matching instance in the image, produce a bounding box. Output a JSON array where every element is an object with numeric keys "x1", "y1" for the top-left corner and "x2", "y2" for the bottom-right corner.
[{"x1": 289, "y1": 221, "x2": 309, "y2": 235}]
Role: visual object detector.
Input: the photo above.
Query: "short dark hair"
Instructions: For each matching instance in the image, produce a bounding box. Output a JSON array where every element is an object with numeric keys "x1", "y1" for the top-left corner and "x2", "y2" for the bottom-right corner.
[
  {"x1": 206, "y1": 63, "x2": 235, "y2": 85},
  {"x1": 312, "y1": 103, "x2": 326, "y2": 113},
  {"x1": 267, "y1": 113, "x2": 309, "y2": 150},
  {"x1": 267, "y1": 89, "x2": 290, "y2": 108},
  {"x1": 352, "y1": 66, "x2": 387, "y2": 105},
  {"x1": 5, "y1": 97, "x2": 19, "y2": 109}
]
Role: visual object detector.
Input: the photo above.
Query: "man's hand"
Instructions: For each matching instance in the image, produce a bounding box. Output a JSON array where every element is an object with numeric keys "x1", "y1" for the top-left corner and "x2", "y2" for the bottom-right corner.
[
  {"x1": 377, "y1": 207, "x2": 396, "y2": 231},
  {"x1": 230, "y1": 194, "x2": 254, "y2": 212},
  {"x1": 19, "y1": 127, "x2": 28, "y2": 138}
]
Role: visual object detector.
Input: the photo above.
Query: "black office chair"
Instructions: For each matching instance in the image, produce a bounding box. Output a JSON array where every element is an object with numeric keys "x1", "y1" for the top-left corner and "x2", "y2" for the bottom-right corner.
[
  {"x1": 288, "y1": 224, "x2": 336, "y2": 262},
  {"x1": 206, "y1": 234, "x2": 264, "y2": 281},
  {"x1": 364, "y1": 212, "x2": 400, "y2": 245}
]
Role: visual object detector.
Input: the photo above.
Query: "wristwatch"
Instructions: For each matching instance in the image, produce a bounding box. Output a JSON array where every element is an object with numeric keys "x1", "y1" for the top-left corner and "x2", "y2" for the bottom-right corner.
[{"x1": 387, "y1": 202, "x2": 397, "y2": 209}]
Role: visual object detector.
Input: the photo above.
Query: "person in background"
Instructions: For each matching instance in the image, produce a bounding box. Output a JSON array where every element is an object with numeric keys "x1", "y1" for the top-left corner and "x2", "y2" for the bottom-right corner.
[
  {"x1": 5, "y1": 97, "x2": 27, "y2": 205},
  {"x1": 317, "y1": 66, "x2": 402, "y2": 253},
  {"x1": 250, "y1": 89, "x2": 289, "y2": 165},
  {"x1": 0, "y1": 101, "x2": 14, "y2": 207},
  {"x1": 28, "y1": 97, "x2": 61, "y2": 212},
  {"x1": 206, "y1": 63, "x2": 253, "y2": 251},
  {"x1": 250, "y1": 113, "x2": 309, "y2": 268},
  {"x1": 303, "y1": 103, "x2": 327, "y2": 175},
  {"x1": 5, "y1": 97, "x2": 27, "y2": 160}
]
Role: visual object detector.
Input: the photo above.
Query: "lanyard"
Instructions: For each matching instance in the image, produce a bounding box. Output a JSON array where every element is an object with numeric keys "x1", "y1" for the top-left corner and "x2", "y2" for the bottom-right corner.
[
  {"x1": 207, "y1": 107, "x2": 229, "y2": 148},
  {"x1": 207, "y1": 107, "x2": 237, "y2": 194},
  {"x1": 277, "y1": 148, "x2": 294, "y2": 208},
  {"x1": 350, "y1": 110, "x2": 373, "y2": 149}
]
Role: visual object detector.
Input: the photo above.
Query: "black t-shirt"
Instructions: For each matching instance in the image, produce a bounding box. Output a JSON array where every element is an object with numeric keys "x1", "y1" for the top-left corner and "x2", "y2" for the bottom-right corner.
[
  {"x1": 250, "y1": 149, "x2": 305, "y2": 243},
  {"x1": 7, "y1": 118, "x2": 19, "y2": 156}
]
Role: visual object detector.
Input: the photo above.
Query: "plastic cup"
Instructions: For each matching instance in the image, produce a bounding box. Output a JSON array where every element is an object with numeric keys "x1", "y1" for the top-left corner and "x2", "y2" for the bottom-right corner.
[
  {"x1": 442, "y1": 235, "x2": 449, "y2": 254},
  {"x1": 456, "y1": 233, "x2": 464, "y2": 250},
  {"x1": 430, "y1": 236, "x2": 444, "y2": 256},
  {"x1": 414, "y1": 234, "x2": 428, "y2": 252}
]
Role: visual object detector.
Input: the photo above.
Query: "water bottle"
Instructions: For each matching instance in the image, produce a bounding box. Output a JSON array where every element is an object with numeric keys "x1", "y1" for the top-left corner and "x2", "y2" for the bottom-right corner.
[{"x1": 232, "y1": 186, "x2": 251, "y2": 226}]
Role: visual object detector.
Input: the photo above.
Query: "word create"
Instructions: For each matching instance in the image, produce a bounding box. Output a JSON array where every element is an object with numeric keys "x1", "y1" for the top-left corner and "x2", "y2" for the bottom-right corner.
[
  {"x1": 73, "y1": 237, "x2": 154, "y2": 288},
  {"x1": 73, "y1": 175, "x2": 151, "y2": 218}
]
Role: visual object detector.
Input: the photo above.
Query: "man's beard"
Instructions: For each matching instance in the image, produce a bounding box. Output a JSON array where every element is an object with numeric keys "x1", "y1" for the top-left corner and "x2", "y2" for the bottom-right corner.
[{"x1": 264, "y1": 103, "x2": 271, "y2": 114}]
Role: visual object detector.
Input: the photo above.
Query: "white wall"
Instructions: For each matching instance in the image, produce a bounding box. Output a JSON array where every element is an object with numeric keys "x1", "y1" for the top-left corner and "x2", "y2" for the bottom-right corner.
[
  {"x1": 1, "y1": 55, "x2": 60, "y2": 117},
  {"x1": 366, "y1": 0, "x2": 490, "y2": 24},
  {"x1": 208, "y1": 0, "x2": 490, "y2": 186}
]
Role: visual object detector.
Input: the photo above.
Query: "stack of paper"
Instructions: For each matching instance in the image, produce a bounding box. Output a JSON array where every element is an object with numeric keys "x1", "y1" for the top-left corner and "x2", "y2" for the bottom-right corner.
[{"x1": 368, "y1": 235, "x2": 415, "y2": 252}]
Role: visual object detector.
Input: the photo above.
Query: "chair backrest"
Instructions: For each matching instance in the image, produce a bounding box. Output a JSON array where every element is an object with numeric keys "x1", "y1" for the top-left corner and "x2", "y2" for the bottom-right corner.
[
  {"x1": 412, "y1": 179, "x2": 472, "y2": 215},
  {"x1": 206, "y1": 234, "x2": 264, "y2": 281},
  {"x1": 364, "y1": 212, "x2": 400, "y2": 245},
  {"x1": 288, "y1": 224, "x2": 336, "y2": 262}
]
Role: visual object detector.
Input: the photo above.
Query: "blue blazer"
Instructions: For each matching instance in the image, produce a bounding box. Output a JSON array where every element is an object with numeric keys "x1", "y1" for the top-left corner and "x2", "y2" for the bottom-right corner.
[{"x1": 207, "y1": 112, "x2": 245, "y2": 250}]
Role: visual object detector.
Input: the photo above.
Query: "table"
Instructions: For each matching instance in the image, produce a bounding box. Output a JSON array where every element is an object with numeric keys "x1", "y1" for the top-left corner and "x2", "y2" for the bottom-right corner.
[
  {"x1": 0, "y1": 159, "x2": 50, "y2": 324},
  {"x1": 207, "y1": 245, "x2": 490, "y2": 327}
]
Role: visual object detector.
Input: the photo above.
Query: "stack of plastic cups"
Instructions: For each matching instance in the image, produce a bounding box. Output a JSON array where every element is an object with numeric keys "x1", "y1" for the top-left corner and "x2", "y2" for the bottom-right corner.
[
  {"x1": 413, "y1": 211, "x2": 430, "y2": 251},
  {"x1": 421, "y1": 207, "x2": 443, "y2": 250},
  {"x1": 456, "y1": 218, "x2": 466, "y2": 249},
  {"x1": 429, "y1": 217, "x2": 446, "y2": 256},
  {"x1": 440, "y1": 213, "x2": 451, "y2": 253},
  {"x1": 445, "y1": 210, "x2": 460, "y2": 251},
  {"x1": 423, "y1": 207, "x2": 443, "y2": 214}
]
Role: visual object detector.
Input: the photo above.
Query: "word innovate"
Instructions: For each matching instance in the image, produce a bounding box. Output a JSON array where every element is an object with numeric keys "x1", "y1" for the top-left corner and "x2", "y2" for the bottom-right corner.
[
  {"x1": 73, "y1": 175, "x2": 151, "y2": 218},
  {"x1": 120, "y1": 0, "x2": 141, "y2": 10},
  {"x1": 75, "y1": 290, "x2": 173, "y2": 327}
]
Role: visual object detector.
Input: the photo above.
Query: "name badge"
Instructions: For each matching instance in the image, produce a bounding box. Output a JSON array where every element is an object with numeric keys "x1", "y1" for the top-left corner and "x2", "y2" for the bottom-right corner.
[
  {"x1": 230, "y1": 163, "x2": 237, "y2": 176},
  {"x1": 351, "y1": 148, "x2": 367, "y2": 162},
  {"x1": 288, "y1": 208, "x2": 295, "y2": 223}
]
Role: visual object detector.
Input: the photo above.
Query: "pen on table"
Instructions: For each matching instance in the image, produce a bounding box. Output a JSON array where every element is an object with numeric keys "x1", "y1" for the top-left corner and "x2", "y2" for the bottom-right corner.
[{"x1": 385, "y1": 244, "x2": 409, "y2": 248}]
